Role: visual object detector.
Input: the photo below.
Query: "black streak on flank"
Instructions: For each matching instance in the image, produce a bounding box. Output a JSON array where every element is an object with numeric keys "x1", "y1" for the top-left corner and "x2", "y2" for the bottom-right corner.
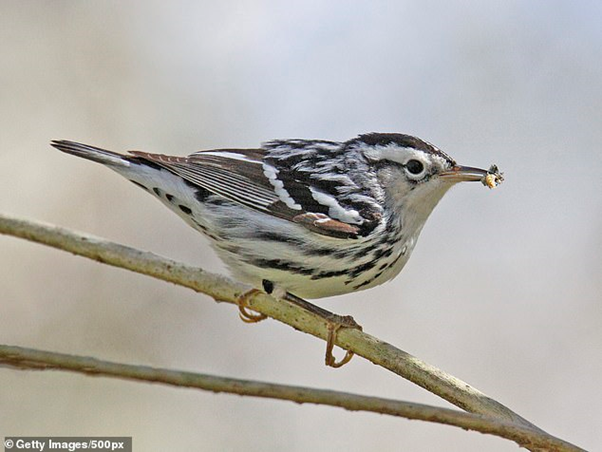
[
  {"x1": 152, "y1": 187, "x2": 162, "y2": 196},
  {"x1": 310, "y1": 268, "x2": 349, "y2": 280},
  {"x1": 353, "y1": 268, "x2": 385, "y2": 290},
  {"x1": 165, "y1": 193, "x2": 174, "y2": 202},
  {"x1": 255, "y1": 231, "x2": 302, "y2": 245},
  {"x1": 179, "y1": 205, "x2": 192, "y2": 215},
  {"x1": 373, "y1": 247, "x2": 394, "y2": 260},
  {"x1": 353, "y1": 279, "x2": 373, "y2": 290},
  {"x1": 344, "y1": 260, "x2": 378, "y2": 285},
  {"x1": 350, "y1": 260, "x2": 378, "y2": 277},
  {"x1": 250, "y1": 258, "x2": 315, "y2": 276},
  {"x1": 253, "y1": 232, "x2": 336, "y2": 258},
  {"x1": 304, "y1": 246, "x2": 340, "y2": 257}
]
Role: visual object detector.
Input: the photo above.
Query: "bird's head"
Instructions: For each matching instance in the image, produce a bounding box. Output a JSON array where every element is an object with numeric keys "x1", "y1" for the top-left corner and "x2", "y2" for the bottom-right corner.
[{"x1": 347, "y1": 133, "x2": 494, "y2": 228}]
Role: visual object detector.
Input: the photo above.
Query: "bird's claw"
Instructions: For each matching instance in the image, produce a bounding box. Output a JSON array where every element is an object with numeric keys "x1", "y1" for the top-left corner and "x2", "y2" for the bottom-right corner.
[
  {"x1": 324, "y1": 315, "x2": 362, "y2": 368},
  {"x1": 237, "y1": 288, "x2": 268, "y2": 323},
  {"x1": 236, "y1": 287, "x2": 360, "y2": 368}
]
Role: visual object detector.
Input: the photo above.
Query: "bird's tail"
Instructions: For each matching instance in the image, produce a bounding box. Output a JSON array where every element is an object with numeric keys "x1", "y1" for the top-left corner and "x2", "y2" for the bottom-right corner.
[{"x1": 51, "y1": 140, "x2": 131, "y2": 167}]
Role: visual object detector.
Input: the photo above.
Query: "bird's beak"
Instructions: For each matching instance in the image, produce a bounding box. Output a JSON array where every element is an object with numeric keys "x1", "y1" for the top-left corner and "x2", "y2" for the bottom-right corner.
[{"x1": 440, "y1": 165, "x2": 489, "y2": 183}]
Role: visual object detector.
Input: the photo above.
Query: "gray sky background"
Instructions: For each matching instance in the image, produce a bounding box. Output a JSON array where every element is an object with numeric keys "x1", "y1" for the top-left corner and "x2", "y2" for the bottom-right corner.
[{"x1": 1, "y1": 2, "x2": 601, "y2": 451}]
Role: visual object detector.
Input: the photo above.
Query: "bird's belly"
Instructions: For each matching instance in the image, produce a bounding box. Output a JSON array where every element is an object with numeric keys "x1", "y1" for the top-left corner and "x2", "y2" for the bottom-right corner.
[
  {"x1": 216, "y1": 232, "x2": 417, "y2": 300},
  {"x1": 147, "y1": 190, "x2": 419, "y2": 300}
]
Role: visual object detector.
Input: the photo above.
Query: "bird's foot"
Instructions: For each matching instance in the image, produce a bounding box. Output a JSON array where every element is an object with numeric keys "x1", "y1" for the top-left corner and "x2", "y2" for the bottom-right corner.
[
  {"x1": 236, "y1": 285, "x2": 362, "y2": 368},
  {"x1": 323, "y1": 313, "x2": 362, "y2": 368},
  {"x1": 283, "y1": 291, "x2": 362, "y2": 368},
  {"x1": 236, "y1": 288, "x2": 268, "y2": 323}
]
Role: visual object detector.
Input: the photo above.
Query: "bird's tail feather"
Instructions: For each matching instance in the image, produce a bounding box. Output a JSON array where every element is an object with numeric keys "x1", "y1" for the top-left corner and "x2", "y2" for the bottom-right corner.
[{"x1": 51, "y1": 140, "x2": 130, "y2": 167}]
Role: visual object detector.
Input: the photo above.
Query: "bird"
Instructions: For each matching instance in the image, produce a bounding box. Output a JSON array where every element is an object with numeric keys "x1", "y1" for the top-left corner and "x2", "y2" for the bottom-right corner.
[{"x1": 51, "y1": 133, "x2": 502, "y2": 367}]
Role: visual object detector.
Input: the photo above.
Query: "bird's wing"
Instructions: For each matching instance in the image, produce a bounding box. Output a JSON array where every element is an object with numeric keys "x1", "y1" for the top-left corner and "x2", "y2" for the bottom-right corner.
[{"x1": 129, "y1": 141, "x2": 381, "y2": 239}]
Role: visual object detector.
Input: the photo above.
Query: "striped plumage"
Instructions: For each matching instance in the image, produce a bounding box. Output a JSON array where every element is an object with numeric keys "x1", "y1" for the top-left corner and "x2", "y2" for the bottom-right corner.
[{"x1": 51, "y1": 133, "x2": 492, "y2": 300}]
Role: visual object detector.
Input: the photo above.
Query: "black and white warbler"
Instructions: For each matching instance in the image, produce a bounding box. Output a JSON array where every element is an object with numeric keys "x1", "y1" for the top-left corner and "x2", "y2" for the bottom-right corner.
[{"x1": 52, "y1": 133, "x2": 502, "y2": 367}]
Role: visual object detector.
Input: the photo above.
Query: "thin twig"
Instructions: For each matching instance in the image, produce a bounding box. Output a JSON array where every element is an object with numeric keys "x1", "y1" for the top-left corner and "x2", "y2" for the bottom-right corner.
[
  {"x1": 0, "y1": 344, "x2": 584, "y2": 452},
  {"x1": 0, "y1": 213, "x2": 586, "y2": 452}
]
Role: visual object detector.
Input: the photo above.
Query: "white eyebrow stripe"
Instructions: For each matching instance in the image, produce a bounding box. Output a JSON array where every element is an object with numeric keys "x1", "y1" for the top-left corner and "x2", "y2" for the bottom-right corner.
[
  {"x1": 262, "y1": 163, "x2": 303, "y2": 210},
  {"x1": 309, "y1": 187, "x2": 363, "y2": 224},
  {"x1": 365, "y1": 146, "x2": 428, "y2": 165}
]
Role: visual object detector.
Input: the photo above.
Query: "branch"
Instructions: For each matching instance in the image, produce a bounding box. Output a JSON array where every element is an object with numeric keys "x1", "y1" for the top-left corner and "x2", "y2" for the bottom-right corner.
[
  {"x1": 0, "y1": 213, "x2": 585, "y2": 452},
  {"x1": 0, "y1": 344, "x2": 583, "y2": 452}
]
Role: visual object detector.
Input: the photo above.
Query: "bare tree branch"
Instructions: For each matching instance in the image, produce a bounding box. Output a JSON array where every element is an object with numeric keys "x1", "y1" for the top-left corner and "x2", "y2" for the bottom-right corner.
[
  {"x1": 0, "y1": 344, "x2": 583, "y2": 452},
  {"x1": 0, "y1": 213, "x2": 586, "y2": 451}
]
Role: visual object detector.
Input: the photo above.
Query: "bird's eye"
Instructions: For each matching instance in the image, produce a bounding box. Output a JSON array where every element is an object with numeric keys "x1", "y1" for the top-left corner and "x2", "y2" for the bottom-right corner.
[{"x1": 405, "y1": 159, "x2": 425, "y2": 175}]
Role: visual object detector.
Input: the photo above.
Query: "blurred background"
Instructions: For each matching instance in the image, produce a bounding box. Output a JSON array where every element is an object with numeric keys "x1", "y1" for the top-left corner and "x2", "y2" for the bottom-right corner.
[{"x1": 1, "y1": 1, "x2": 601, "y2": 451}]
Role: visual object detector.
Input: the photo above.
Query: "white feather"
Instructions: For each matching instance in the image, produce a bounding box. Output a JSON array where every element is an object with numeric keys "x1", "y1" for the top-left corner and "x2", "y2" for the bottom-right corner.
[{"x1": 262, "y1": 163, "x2": 303, "y2": 210}]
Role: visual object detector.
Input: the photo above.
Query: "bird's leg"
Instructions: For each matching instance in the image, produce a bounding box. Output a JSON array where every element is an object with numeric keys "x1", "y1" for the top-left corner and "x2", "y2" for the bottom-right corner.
[
  {"x1": 236, "y1": 281, "x2": 361, "y2": 367},
  {"x1": 282, "y1": 291, "x2": 362, "y2": 368},
  {"x1": 236, "y1": 288, "x2": 268, "y2": 323}
]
